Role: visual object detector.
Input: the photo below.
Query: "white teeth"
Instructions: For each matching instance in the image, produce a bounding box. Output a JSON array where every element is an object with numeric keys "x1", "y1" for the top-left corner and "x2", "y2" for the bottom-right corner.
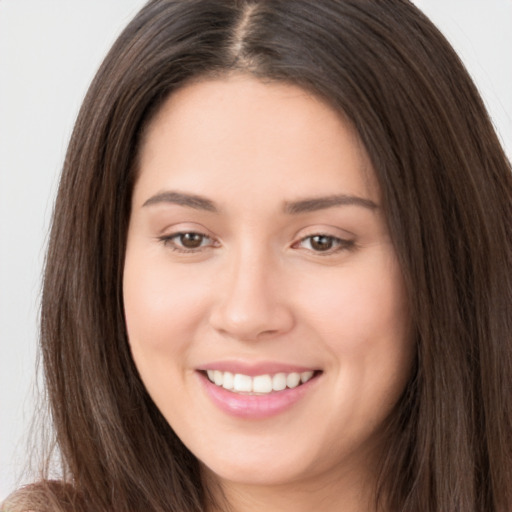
[
  {"x1": 286, "y1": 372, "x2": 301, "y2": 388},
  {"x1": 213, "y1": 370, "x2": 223, "y2": 386},
  {"x1": 252, "y1": 374, "x2": 272, "y2": 393},
  {"x1": 272, "y1": 373, "x2": 287, "y2": 391},
  {"x1": 205, "y1": 370, "x2": 317, "y2": 394},
  {"x1": 222, "y1": 371, "x2": 234, "y2": 390},
  {"x1": 301, "y1": 371, "x2": 314, "y2": 383},
  {"x1": 233, "y1": 373, "x2": 252, "y2": 392}
]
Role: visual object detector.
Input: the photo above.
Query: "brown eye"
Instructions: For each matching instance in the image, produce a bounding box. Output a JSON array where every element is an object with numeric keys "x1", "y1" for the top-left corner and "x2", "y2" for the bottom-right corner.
[
  {"x1": 159, "y1": 231, "x2": 217, "y2": 253},
  {"x1": 295, "y1": 234, "x2": 353, "y2": 254},
  {"x1": 309, "y1": 235, "x2": 335, "y2": 251},
  {"x1": 178, "y1": 233, "x2": 207, "y2": 248}
]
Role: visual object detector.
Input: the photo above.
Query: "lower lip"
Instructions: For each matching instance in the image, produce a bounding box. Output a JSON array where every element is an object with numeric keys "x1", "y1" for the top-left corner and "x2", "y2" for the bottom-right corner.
[{"x1": 198, "y1": 372, "x2": 320, "y2": 419}]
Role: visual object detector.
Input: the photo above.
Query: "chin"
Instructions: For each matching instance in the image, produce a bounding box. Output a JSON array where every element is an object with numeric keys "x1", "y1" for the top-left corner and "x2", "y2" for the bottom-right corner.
[{"x1": 203, "y1": 457, "x2": 309, "y2": 488}]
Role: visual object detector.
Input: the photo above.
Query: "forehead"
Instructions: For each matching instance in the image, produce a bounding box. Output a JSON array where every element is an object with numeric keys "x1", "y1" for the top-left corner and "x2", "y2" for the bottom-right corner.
[{"x1": 135, "y1": 74, "x2": 378, "y2": 206}]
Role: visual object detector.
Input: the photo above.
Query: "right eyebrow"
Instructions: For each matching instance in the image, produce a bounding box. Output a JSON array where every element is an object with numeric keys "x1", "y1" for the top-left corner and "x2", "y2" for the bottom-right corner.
[
  {"x1": 142, "y1": 191, "x2": 219, "y2": 213},
  {"x1": 284, "y1": 194, "x2": 378, "y2": 214}
]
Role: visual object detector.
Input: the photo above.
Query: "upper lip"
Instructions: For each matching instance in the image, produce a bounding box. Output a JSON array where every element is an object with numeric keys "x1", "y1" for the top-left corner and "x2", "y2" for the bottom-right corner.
[{"x1": 197, "y1": 361, "x2": 320, "y2": 376}]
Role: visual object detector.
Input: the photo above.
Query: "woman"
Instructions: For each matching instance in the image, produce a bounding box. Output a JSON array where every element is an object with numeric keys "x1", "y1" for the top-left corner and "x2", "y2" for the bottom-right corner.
[{"x1": 3, "y1": 0, "x2": 511, "y2": 511}]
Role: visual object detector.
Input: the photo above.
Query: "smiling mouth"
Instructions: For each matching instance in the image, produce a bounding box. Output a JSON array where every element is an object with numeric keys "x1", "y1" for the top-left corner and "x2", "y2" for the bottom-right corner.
[{"x1": 202, "y1": 369, "x2": 321, "y2": 395}]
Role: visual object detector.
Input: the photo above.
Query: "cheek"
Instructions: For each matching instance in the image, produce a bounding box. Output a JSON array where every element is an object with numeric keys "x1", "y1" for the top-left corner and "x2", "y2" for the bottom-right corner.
[
  {"x1": 122, "y1": 247, "x2": 213, "y2": 420},
  {"x1": 299, "y1": 249, "x2": 413, "y2": 413},
  {"x1": 122, "y1": 247, "x2": 213, "y2": 382},
  {"x1": 296, "y1": 253, "x2": 413, "y2": 442},
  {"x1": 298, "y1": 253, "x2": 409, "y2": 352}
]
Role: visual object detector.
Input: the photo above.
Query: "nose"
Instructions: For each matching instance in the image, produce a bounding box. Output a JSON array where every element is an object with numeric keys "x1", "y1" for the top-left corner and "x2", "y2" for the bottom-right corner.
[{"x1": 208, "y1": 247, "x2": 295, "y2": 342}]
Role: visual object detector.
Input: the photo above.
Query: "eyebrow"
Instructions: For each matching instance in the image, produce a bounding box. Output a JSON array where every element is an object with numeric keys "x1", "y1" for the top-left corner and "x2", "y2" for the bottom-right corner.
[
  {"x1": 284, "y1": 194, "x2": 378, "y2": 214},
  {"x1": 142, "y1": 191, "x2": 378, "y2": 214},
  {"x1": 142, "y1": 191, "x2": 219, "y2": 212}
]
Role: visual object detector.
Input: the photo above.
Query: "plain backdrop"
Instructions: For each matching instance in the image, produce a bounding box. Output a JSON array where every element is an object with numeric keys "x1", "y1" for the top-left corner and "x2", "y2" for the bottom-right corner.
[{"x1": 1, "y1": 0, "x2": 511, "y2": 499}]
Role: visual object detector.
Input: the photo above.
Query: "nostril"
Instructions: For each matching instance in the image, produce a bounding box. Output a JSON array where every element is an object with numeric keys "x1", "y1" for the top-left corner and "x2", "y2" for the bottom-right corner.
[{"x1": 257, "y1": 329, "x2": 279, "y2": 338}]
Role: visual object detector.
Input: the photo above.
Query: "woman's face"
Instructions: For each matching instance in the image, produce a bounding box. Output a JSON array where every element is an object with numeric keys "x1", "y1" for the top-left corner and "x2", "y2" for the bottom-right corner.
[{"x1": 124, "y1": 75, "x2": 413, "y2": 492}]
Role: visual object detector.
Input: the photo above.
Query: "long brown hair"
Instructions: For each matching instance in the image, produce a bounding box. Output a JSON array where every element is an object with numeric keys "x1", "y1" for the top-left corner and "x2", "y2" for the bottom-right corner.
[{"x1": 4, "y1": 1, "x2": 511, "y2": 511}]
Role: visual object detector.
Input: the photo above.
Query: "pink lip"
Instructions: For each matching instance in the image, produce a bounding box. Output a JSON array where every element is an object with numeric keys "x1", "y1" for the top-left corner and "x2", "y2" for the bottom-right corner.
[{"x1": 197, "y1": 369, "x2": 321, "y2": 420}]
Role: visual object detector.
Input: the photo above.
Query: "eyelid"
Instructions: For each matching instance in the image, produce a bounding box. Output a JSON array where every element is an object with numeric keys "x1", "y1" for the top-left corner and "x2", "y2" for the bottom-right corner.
[
  {"x1": 157, "y1": 227, "x2": 220, "y2": 253},
  {"x1": 294, "y1": 234, "x2": 354, "y2": 253},
  {"x1": 156, "y1": 224, "x2": 355, "y2": 255},
  {"x1": 293, "y1": 223, "x2": 356, "y2": 239},
  {"x1": 155, "y1": 220, "x2": 213, "y2": 236},
  {"x1": 290, "y1": 224, "x2": 357, "y2": 255}
]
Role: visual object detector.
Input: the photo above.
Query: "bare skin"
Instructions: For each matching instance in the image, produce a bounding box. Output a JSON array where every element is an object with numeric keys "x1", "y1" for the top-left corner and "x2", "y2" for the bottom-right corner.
[{"x1": 123, "y1": 74, "x2": 413, "y2": 512}]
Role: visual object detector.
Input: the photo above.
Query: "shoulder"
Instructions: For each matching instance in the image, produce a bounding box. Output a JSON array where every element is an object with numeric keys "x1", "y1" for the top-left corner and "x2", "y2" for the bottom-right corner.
[{"x1": 1, "y1": 481, "x2": 84, "y2": 512}]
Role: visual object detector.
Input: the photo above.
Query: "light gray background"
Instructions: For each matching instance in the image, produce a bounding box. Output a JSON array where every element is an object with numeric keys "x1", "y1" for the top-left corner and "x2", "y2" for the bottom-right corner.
[{"x1": 1, "y1": 0, "x2": 511, "y2": 499}]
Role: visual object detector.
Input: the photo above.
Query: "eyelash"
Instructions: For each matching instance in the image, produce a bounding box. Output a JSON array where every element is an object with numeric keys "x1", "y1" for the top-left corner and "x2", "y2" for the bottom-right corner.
[
  {"x1": 293, "y1": 234, "x2": 355, "y2": 255},
  {"x1": 158, "y1": 232, "x2": 217, "y2": 253},
  {"x1": 159, "y1": 232, "x2": 355, "y2": 255}
]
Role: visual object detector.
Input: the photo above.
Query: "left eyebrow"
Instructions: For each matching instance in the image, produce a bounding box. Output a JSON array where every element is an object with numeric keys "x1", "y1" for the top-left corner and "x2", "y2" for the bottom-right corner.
[
  {"x1": 142, "y1": 191, "x2": 219, "y2": 212},
  {"x1": 284, "y1": 194, "x2": 378, "y2": 214}
]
